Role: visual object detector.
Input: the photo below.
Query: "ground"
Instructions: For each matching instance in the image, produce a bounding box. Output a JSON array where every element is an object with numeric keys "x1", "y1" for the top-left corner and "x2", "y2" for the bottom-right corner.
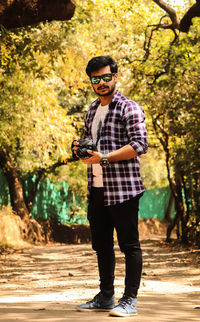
[{"x1": 0, "y1": 222, "x2": 200, "y2": 321}]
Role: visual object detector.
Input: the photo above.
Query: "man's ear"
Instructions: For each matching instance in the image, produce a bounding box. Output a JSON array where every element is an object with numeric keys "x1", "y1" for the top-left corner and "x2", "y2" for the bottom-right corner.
[{"x1": 114, "y1": 73, "x2": 118, "y2": 82}]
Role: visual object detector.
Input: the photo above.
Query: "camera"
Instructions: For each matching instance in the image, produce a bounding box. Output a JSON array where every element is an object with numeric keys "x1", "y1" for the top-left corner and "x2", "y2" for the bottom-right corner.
[{"x1": 71, "y1": 138, "x2": 97, "y2": 160}]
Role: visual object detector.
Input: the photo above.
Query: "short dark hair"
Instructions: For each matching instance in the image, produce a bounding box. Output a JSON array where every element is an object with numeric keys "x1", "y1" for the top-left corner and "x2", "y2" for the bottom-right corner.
[{"x1": 86, "y1": 56, "x2": 118, "y2": 77}]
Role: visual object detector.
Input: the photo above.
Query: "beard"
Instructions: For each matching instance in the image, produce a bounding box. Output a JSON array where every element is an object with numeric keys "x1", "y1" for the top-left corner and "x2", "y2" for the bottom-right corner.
[{"x1": 93, "y1": 83, "x2": 116, "y2": 97}]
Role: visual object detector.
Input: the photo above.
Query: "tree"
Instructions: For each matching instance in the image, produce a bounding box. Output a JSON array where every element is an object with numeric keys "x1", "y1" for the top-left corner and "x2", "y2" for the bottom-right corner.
[
  {"x1": 0, "y1": 0, "x2": 75, "y2": 29},
  {"x1": 0, "y1": 28, "x2": 77, "y2": 241},
  {"x1": 133, "y1": 19, "x2": 200, "y2": 244}
]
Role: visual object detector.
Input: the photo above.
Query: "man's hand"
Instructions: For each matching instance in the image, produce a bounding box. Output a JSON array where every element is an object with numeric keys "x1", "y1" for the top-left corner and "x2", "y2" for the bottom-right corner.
[
  {"x1": 72, "y1": 140, "x2": 80, "y2": 158},
  {"x1": 82, "y1": 150, "x2": 102, "y2": 164}
]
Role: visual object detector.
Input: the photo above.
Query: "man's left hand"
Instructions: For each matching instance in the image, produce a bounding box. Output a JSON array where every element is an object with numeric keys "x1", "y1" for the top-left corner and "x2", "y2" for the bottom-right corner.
[{"x1": 82, "y1": 150, "x2": 102, "y2": 164}]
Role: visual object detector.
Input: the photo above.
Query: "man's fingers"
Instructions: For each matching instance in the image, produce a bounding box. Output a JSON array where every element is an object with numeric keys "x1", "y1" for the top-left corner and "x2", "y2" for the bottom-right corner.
[
  {"x1": 87, "y1": 149, "x2": 94, "y2": 155},
  {"x1": 72, "y1": 140, "x2": 79, "y2": 146}
]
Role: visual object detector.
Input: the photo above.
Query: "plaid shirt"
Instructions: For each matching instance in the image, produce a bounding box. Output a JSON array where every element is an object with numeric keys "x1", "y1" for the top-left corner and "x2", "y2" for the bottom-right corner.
[{"x1": 84, "y1": 90, "x2": 148, "y2": 206}]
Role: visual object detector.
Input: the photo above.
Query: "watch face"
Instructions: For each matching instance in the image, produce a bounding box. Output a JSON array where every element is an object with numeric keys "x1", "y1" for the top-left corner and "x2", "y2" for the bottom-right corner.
[{"x1": 101, "y1": 157, "x2": 109, "y2": 167}]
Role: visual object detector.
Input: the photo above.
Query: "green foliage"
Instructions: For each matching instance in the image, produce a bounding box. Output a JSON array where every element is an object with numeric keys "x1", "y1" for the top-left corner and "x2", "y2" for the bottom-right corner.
[
  {"x1": 0, "y1": 24, "x2": 78, "y2": 173},
  {"x1": 140, "y1": 148, "x2": 168, "y2": 189},
  {"x1": 0, "y1": 70, "x2": 75, "y2": 172}
]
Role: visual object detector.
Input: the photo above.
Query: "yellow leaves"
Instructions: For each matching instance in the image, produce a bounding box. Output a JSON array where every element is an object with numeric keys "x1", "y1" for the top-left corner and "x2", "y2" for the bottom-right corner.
[{"x1": 0, "y1": 68, "x2": 76, "y2": 172}]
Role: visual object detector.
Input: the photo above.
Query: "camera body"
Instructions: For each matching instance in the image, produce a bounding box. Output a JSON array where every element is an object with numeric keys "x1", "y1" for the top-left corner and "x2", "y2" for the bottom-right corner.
[{"x1": 71, "y1": 138, "x2": 97, "y2": 160}]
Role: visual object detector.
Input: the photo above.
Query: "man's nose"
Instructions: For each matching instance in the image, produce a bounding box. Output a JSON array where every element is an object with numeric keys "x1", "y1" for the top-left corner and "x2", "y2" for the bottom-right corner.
[
  {"x1": 99, "y1": 77, "x2": 105, "y2": 84},
  {"x1": 99, "y1": 78, "x2": 105, "y2": 85}
]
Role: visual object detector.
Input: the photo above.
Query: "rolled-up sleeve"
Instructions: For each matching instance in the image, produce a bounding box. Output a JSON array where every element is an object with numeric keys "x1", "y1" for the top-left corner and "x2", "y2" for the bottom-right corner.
[{"x1": 123, "y1": 101, "x2": 148, "y2": 155}]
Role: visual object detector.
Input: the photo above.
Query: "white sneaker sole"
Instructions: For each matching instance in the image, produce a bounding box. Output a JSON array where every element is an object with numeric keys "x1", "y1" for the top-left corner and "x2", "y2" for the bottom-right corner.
[{"x1": 109, "y1": 311, "x2": 137, "y2": 317}]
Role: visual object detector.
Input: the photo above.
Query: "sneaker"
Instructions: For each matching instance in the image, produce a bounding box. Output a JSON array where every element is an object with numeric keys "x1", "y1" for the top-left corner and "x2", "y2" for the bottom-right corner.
[
  {"x1": 77, "y1": 292, "x2": 115, "y2": 311},
  {"x1": 109, "y1": 296, "x2": 137, "y2": 317}
]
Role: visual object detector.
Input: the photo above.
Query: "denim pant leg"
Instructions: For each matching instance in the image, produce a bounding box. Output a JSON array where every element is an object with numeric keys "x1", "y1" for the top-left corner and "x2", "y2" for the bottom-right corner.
[
  {"x1": 109, "y1": 195, "x2": 142, "y2": 298},
  {"x1": 87, "y1": 188, "x2": 115, "y2": 297}
]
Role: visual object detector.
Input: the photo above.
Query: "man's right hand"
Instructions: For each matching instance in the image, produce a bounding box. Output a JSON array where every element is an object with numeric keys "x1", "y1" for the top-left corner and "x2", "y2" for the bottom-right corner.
[{"x1": 71, "y1": 140, "x2": 80, "y2": 159}]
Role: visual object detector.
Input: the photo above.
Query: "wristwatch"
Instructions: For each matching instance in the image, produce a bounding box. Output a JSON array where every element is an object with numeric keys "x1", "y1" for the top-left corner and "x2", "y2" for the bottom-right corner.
[{"x1": 100, "y1": 155, "x2": 110, "y2": 168}]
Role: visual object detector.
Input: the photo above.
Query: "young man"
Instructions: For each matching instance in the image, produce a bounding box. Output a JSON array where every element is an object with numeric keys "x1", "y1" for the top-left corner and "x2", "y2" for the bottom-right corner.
[{"x1": 74, "y1": 56, "x2": 148, "y2": 317}]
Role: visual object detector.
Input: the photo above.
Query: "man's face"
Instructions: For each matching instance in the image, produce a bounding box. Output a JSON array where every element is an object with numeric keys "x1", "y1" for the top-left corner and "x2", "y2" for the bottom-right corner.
[{"x1": 90, "y1": 65, "x2": 118, "y2": 97}]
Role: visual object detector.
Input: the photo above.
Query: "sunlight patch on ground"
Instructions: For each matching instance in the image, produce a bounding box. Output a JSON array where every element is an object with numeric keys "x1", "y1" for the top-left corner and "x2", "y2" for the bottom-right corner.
[{"x1": 0, "y1": 280, "x2": 200, "y2": 303}]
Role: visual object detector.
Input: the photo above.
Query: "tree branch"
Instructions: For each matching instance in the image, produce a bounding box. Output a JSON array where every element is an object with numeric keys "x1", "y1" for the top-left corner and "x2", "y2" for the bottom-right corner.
[
  {"x1": 143, "y1": 16, "x2": 165, "y2": 61},
  {"x1": 153, "y1": 0, "x2": 200, "y2": 33},
  {"x1": 180, "y1": 0, "x2": 200, "y2": 32},
  {"x1": 143, "y1": 1, "x2": 199, "y2": 64},
  {"x1": 0, "y1": 0, "x2": 75, "y2": 29},
  {"x1": 153, "y1": 0, "x2": 180, "y2": 29}
]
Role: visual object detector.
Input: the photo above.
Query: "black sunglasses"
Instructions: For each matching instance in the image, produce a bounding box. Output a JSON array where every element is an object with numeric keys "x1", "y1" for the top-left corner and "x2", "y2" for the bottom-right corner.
[{"x1": 90, "y1": 73, "x2": 115, "y2": 84}]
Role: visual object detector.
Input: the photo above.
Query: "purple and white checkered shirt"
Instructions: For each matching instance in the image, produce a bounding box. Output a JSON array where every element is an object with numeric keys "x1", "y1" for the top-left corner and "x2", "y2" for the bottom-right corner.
[{"x1": 84, "y1": 90, "x2": 148, "y2": 206}]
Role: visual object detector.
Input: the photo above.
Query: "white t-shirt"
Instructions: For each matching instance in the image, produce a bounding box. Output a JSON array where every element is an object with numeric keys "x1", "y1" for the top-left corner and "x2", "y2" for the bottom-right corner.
[{"x1": 91, "y1": 104, "x2": 109, "y2": 187}]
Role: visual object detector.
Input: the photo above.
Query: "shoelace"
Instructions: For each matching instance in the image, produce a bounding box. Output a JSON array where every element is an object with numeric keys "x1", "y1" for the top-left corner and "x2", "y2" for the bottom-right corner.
[{"x1": 119, "y1": 297, "x2": 133, "y2": 308}]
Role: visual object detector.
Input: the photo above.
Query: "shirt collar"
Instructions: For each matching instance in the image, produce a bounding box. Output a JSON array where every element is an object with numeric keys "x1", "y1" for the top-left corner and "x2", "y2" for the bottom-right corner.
[
  {"x1": 109, "y1": 90, "x2": 122, "y2": 108},
  {"x1": 91, "y1": 90, "x2": 121, "y2": 110}
]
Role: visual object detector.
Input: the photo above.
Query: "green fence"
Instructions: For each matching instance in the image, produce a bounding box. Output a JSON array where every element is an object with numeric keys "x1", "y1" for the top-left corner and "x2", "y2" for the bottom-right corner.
[
  {"x1": 139, "y1": 187, "x2": 174, "y2": 220},
  {"x1": 0, "y1": 171, "x2": 173, "y2": 223},
  {"x1": 31, "y1": 179, "x2": 87, "y2": 224}
]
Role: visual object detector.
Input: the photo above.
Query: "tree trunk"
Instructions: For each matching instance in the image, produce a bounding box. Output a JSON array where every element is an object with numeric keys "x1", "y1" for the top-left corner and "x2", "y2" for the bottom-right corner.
[
  {"x1": 0, "y1": 147, "x2": 44, "y2": 243},
  {"x1": 166, "y1": 168, "x2": 188, "y2": 243},
  {"x1": 164, "y1": 190, "x2": 174, "y2": 222},
  {"x1": 166, "y1": 206, "x2": 180, "y2": 242},
  {"x1": 6, "y1": 166, "x2": 30, "y2": 220}
]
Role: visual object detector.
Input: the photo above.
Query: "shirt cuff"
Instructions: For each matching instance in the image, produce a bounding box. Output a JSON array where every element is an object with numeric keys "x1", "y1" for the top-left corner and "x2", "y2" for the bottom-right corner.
[{"x1": 129, "y1": 141, "x2": 147, "y2": 155}]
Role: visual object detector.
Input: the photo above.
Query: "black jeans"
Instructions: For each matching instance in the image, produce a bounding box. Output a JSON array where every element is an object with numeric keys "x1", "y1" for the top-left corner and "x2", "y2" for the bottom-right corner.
[{"x1": 87, "y1": 187, "x2": 142, "y2": 299}]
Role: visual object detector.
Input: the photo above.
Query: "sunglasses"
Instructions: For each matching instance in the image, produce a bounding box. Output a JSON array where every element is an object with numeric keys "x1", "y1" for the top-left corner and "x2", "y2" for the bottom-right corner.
[{"x1": 90, "y1": 73, "x2": 115, "y2": 84}]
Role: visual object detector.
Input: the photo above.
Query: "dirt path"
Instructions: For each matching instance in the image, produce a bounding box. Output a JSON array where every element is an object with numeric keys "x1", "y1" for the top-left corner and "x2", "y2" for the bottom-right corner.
[{"x1": 0, "y1": 238, "x2": 200, "y2": 321}]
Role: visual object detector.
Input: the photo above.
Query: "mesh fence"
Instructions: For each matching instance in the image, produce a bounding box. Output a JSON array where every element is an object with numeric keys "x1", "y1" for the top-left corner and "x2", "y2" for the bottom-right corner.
[{"x1": 0, "y1": 172, "x2": 174, "y2": 223}]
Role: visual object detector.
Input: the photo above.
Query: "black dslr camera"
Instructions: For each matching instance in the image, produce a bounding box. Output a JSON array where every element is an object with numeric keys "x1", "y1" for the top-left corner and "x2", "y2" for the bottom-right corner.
[{"x1": 71, "y1": 138, "x2": 97, "y2": 160}]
